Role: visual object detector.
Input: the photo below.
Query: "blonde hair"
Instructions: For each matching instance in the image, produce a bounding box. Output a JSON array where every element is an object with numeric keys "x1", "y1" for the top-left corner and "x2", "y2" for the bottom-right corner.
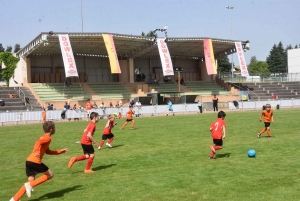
[{"x1": 265, "y1": 104, "x2": 271, "y2": 108}]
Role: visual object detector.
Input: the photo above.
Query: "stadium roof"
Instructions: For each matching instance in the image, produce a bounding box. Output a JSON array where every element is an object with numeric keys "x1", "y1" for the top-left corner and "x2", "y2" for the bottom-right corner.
[{"x1": 16, "y1": 32, "x2": 249, "y2": 60}]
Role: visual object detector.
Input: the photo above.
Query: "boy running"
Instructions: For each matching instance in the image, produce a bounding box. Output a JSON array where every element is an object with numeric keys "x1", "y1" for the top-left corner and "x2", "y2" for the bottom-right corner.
[
  {"x1": 209, "y1": 111, "x2": 226, "y2": 159},
  {"x1": 121, "y1": 106, "x2": 135, "y2": 130},
  {"x1": 98, "y1": 114, "x2": 117, "y2": 149},
  {"x1": 258, "y1": 104, "x2": 274, "y2": 138},
  {"x1": 68, "y1": 112, "x2": 99, "y2": 173},
  {"x1": 10, "y1": 121, "x2": 68, "y2": 201}
]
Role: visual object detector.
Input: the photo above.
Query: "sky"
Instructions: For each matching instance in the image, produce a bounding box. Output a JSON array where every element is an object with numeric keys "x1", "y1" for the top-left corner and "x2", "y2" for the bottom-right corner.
[{"x1": 0, "y1": 0, "x2": 299, "y2": 65}]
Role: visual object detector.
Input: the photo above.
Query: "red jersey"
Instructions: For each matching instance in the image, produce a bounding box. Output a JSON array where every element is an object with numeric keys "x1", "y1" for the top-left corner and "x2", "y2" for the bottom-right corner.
[
  {"x1": 27, "y1": 134, "x2": 62, "y2": 164},
  {"x1": 261, "y1": 110, "x2": 273, "y2": 122},
  {"x1": 103, "y1": 119, "x2": 114, "y2": 135},
  {"x1": 80, "y1": 121, "x2": 96, "y2": 145},
  {"x1": 126, "y1": 109, "x2": 134, "y2": 120},
  {"x1": 85, "y1": 102, "x2": 92, "y2": 111},
  {"x1": 210, "y1": 118, "x2": 226, "y2": 139}
]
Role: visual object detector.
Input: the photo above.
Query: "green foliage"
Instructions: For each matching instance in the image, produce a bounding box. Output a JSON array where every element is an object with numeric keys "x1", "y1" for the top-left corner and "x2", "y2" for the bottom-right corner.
[
  {"x1": 217, "y1": 56, "x2": 232, "y2": 73},
  {"x1": 13, "y1": 44, "x2": 21, "y2": 53},
  {"x1": 0, "y1": 52, "x2": 20, "y2": 86},
  {"x1": 295, "y1": 44, "x2": 298, "y2": 49},
  {"x1": 0, "y1": 43, "x2": 4, "y2": 52},
  {"x1": 249, "y1": 61, "x2": 270, "y2": 75},
  {"x1": 1, "y1": 110, "x2": 300, "y2": 200},
  {"x1": 266, "y1": 42, "x2": 286, "y2": 73},
  {"x1": 141, "y1": 31, "x2": 145, "y2": 36},
  {"x1": 6, "y1": 46, "x2": 12, "y2": 52}
]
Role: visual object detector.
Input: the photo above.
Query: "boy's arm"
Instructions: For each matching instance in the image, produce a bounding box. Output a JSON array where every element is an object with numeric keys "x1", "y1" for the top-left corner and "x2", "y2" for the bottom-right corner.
[
  {"x1": 87, "y1": 132, "x2": 99, "y2": 148},
  {"x1": 271, "y1": 113, "x2": 274, "y2": 122},
  {"x1": 222, "y1": 126, "x2": 226, "y2": 139},
  {"x1": 46, "y1": 148, "x2": 68, "y2": 155}
]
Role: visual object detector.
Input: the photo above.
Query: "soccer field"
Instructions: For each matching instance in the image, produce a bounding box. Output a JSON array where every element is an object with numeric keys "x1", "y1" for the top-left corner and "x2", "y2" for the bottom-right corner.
[{"x1": 1, "y1": 109, "x2": 300, "y2": 201}]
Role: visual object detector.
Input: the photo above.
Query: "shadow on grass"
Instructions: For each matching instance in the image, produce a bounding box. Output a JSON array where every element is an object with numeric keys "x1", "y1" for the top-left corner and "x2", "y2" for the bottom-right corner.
[
  {"x1": 30, "y1": 185, "x2": 83, "y2": 201},
  {"x1": 111, "y1": 144, "x2": 124, "y2": 149},
  {"x1": 216, "y1": 153, "x2": 231, "y2": 158},
  {"x1": 93, "y1": 163, "x2": 116, "y2": 171}
]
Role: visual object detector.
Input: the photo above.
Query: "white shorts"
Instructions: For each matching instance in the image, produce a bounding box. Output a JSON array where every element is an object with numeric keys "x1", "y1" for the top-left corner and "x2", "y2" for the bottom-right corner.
[{"x1": 87, "y1": 110, "x2": 92, "y2": 115}]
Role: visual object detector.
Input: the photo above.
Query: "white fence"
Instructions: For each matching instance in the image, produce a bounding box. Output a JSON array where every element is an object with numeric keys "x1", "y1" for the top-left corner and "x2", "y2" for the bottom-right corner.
[{"x1": 1, "y1": 99, "x2": 299, "y2": 126}]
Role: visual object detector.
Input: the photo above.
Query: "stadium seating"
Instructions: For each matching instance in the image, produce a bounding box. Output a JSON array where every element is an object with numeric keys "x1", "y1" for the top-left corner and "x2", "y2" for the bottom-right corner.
[
  {"x1": 87, "y1": 83, "x2": 134, "y2": 99},
  {"x1": 184, "y1": 81, "x2": 231, "y2": 96},
  {"x1": 30, "y1": 83, "x2": 89, "y2": 101}
]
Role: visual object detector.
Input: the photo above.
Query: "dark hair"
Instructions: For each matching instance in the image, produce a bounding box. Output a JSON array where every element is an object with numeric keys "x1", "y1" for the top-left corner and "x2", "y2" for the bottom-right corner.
[
  {"x1": 218, "y1": 111, "x2": 226, "y2": 118},
  {"x1": 43, "y1": 121, "x2": 55, "y2": 133},
  {"x1": 90, "y1": 112, "x2": 99, "y2": 120}
]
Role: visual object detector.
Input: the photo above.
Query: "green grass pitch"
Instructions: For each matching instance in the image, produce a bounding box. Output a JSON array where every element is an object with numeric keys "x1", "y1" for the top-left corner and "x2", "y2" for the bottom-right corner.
[{"x1": 1, "y1": 109, "x2": 300, "y2": 201}]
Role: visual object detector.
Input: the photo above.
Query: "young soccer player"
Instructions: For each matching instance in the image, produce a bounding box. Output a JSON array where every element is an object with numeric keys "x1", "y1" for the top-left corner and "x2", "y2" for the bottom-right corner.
[
  {"x1": 121, "y1": 106, "x2": 135, "y2": 130},
  {"x1": 41, "y1": 108, "x2": 46, "y2": 124},
  {"x1": 98, "y1": 114, "x2": 117, "y2": 149},
  {"x1": 209, "y1": 111, "x2": 226, "y2": 159},
  {"x1": 258, "y1": 104, "x2": 274, "y2": 138},
  {"x1": 10, "y1": 121, "x2": 68, "y2": 201},
  {"x1": 68, "y1": 112, "x2": 99, "y2": 173}
]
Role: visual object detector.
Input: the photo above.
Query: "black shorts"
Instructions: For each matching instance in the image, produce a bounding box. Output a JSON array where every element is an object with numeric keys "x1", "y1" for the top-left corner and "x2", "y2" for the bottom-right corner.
[
  {"x1": 126, "y1": 119, "x2": 133, "y2": 122},
  {"x1": 213, "y1": 139, "x2": 223, "y2": 146},
  {"x1": 102, "y1": 133, "x2": 114, "y2": 140},
  {"x1": 81, "y1": 144, "x2": 94, "y2": 154},
  {"x1": 264, "y1": 122, "x2": 271, "y2": 128},
  {"x1": 26, "y1": 161, "x2": 49, "y2": 177}
]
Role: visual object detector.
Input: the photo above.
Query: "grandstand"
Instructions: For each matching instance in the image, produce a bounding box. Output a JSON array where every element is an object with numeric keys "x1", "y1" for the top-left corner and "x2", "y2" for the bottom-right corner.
[
  {"x1": 87, "y1": 83, "x2": 135, "y2": 100},
  {"x1": 184, "y1": 81, "x2": 231, "y2": 96}
]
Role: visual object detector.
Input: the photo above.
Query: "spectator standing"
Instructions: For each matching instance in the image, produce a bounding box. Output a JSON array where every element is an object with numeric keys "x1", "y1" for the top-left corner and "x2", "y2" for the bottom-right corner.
[
  {"x1": 212, "y1": 95, "x2": 218, "y2": 112},
  {"x1": 197, "y1": 100, "x2": 203, "y2": 113},
  {"x1": 47, "y1": 103, "x2": 53, "y2": 110},
  {"x1": 92, "y1": 101, "x2": 98, "y2": 109}
]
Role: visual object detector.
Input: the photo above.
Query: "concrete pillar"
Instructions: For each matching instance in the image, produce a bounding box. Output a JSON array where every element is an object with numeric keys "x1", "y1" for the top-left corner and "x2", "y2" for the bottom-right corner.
[{"x1": 129, "y1": 58, "x2": 134, "y2": 83}]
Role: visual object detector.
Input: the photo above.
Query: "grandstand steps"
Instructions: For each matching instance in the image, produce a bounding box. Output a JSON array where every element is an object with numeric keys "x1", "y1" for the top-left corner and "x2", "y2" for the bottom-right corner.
[
  {"x1": 81, "y1": 83, "x2": 100, "y2": 100},
  {"x1": 0, "y1": 87, "x2": 29, "y2": 112}
]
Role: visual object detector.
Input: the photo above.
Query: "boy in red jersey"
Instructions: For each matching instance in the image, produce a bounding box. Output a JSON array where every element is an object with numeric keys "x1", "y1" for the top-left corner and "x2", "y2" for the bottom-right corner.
[
  {"x1": 258, "y1": 104, "x2": 274, "y2": 138},
  {"x1": 98, "y1": 114, "x2": 117, "y2": 149},
  {"x1": 85, "y1": 99, "x2": 93, "y2": 120},
  {"x1": 209, "y1": 111, "x2": 226, "y2": 159},
  {"x1": 10, "y1": 121, "x2": 68, "y2": 201},
  {"x1": 121, "y1": 106, "x2": 135, "y2": 130},
  {"x1": 68, "y1": 112, "x2": 99, "y2": 173}
]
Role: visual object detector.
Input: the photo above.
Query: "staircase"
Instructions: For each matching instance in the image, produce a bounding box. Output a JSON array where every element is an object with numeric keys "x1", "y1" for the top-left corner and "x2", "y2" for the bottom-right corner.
[{"x1": 0, "y1": 87, "x2": 28, "y2": 112}]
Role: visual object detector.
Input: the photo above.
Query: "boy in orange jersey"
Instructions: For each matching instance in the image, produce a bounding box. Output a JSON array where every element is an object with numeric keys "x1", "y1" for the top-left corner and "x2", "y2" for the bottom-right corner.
[
  {"x1": 9, "y1": 121, "x2": 68, "y2": 201},
  {"x1": 85, "y1": 99, "x2": 93, "y2": 120},
  {"x1": 98, "y1": 114, "x2": 117, "y2": 149},
  {"x1": 209, "y1": 111, "x2": 226, "y2": 159},
  {"x1": 68, "y1": 112, "x2": 99, "y2": 173},
  {"x1": 41, "y1": 108, "x2": 46, "y2": 124},
  {"x1": 258, "y1": 104, "x2": 274, "y2": 138},
  {"x1": 121, "y1": 106, "x2": 135, "y2": 130}
]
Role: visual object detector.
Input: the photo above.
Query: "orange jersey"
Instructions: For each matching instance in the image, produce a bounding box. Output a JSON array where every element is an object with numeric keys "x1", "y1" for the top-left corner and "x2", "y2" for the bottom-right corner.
[
  {"x1": 42, "y1": 111, "x2": 46, "y2": 119},
  {"x1": 85, "y1": 102, "x2": 93, "y2": 111},
  {"x1": 210, "y1": 118, "x2": 226, "y2": 139},
  {"x1": 261, "y1": 110, "x2": 273, "y2": 122},
  {"x1": 126, "y1": 110, "x2": 134, "y2": 120},
  {"x1": 80, "y1": 121, "x2": 96, "y2": 145},
  {"x1": 27, "y1": 134, "x2": 62, "y2": 164},
  {"x1": 103, "y1": 119, "x2": 114, "y2": 135}
]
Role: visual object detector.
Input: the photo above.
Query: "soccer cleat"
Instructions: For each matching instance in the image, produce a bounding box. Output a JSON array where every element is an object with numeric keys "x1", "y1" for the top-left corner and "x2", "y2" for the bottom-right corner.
[
  {"x1": 24, "y1": 182, "x2": 32, "y2": 198},
  {"x1": 209, "y1": 156, "x2": 215, "y2": 159},
  {"x1": 268, "y1": 136, "x2": 272, "y2": 139},
  {"x1": 210, "y1": 146, "x2": 216, "y2": 153},
  {"x1": 121, "y1": 128, "x2": 124, "y2": 131},
  {"x1": 84, "y1": 169, "x2": 94, "y2": 173},
  {"x1": 98, "y1": 146, "x2": 101, "y2": 150},
  {"x1": 257, "y1": 133, "x2": 261, "y2": 138},
  {"x1": 106, "y1": 143, "x2": 112, "y2": 148},
  {"x1": 68, "y1": 157, "x2": 76, "y2": 168}
]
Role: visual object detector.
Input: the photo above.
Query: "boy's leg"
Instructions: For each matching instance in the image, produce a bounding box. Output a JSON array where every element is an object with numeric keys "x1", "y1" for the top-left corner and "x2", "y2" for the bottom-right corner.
[
  {"x1": 122, "y1": 121, "x2": 128, "y2": 130},
  {"x1": 85, "y1": 154, "x2": 94, "y2": 172},
  {"x1": 107, "y1": 137, "x2": 114, "y2": 145},
  {"x1": 267, "y1": 127, "x2": 271, "y2": 137},
  {"x1": 68, "y1": 154, "x2": 88, "y2": 168},
  {"x1": 131, "y1": 120, "x2": 135, "y2": 128},
  {"x1": 13, "y1": 185, "x2": 26, "y2": 200},
  {"x1": 258, "y1": 128, "x2": 267, "y2": 137},
  {"x1": 24, "y1": 170, "x2": 53, "y2": 198}
]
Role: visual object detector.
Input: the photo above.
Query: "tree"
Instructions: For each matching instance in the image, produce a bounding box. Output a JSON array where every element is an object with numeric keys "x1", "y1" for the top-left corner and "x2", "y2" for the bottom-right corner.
[
  {"x1": 13, "y1": 44, "x2": 21, "y2": 53},
  {"x1": 6, "y1": 46, "x2": 12, "y2": 52},
  {"x1": 141, "y1": 32, "x2": 145, "y2": 36},
  {"x1": 248, "y1": 56, "x2": 258, "y2": 71},
  {"x1": 249, "y1": 61, "x2": 270, "y2": 74},
  {"x1": 146, "y1": 30, "x2": 157, "y2": 37},
  {"x1": 217, "y1": 56, "x2": 232, "y2": 73},
  {"x1": 0, "y1": 52, "x2": 20, "y2": 86},
  {"x1": 0, "y1": 43, "x2": 4, "y2": 52},
  {"x1": 266, "y1": 42, "x2": 286, "y2": 73},
  {"x1": 295, "y1": 44, "x2": 298, "y2": 49}
]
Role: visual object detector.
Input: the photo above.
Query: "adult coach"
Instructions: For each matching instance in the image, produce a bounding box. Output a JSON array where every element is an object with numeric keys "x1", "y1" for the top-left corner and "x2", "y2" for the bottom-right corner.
[{"x1": 212, "y1": 95, "x2": 218, "y2": 112}]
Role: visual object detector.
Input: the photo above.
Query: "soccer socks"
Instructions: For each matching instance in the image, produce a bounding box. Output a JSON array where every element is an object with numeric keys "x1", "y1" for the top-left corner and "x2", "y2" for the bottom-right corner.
[
  {"x1": 131, "y1": 121, "x2": 135, "y2": 128},
  {"x1": 108, "y1": 137, "x2": 114, "y2": 144},
  {"x1": 259, "y1": 128, "x2": 267, "y2": 135},
  {"x1": 267, "y1": 129, "x2": 271, "y2": 137},
  {"x1": 30, "y1": 174, "x2": 51, "y2": 187},
  {"x1": 75, "y1": 155, "x2": 87, "y2": 161},
  {"x1": 214, "y1": 146, "x2": 222, "y2": 150},
  {"x1": 210, "y1": 146, "x2": 222, "y2": 158},
  {"x1": 99, "y1": 140, "x2": 105, "y2": 147},
  {"x1": 13, "y1": 186, "x2": 26, "y2": 201},
  {"x1": 85, "y1": 157, "x2": 94, "y2": 170},
  {"x1": 122, "y1": 123, "x2": 127, "y2": 129}
]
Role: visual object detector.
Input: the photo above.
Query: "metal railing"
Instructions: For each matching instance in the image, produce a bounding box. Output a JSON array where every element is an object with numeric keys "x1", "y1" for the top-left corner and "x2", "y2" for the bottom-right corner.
[
  {"x1": 17, "y1": 87, "x2": 33, "y2": 111},
  {"x1": 218, "y1": 73, "x2": 300, "y2": 83},
  {"x1": 231, "y1": 83, "x2": 260, "y2": 101}
]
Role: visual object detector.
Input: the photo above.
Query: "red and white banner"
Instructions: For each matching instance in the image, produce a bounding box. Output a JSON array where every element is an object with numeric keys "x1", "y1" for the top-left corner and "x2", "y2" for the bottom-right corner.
[
  {"x1": 235, "y1": 42, "x2": 249, "y2": 77},
  {"x1": 58, "y1": 34, "x2": 79, "y2": 77},
  {"x1": 157, "y1": 38, "x2": 174, "y2": 76}
]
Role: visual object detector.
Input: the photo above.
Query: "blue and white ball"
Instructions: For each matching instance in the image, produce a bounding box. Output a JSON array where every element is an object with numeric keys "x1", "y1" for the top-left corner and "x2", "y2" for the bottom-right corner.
[{"x1": 247, "y1": 149, "x2": 256, "y2": 157}]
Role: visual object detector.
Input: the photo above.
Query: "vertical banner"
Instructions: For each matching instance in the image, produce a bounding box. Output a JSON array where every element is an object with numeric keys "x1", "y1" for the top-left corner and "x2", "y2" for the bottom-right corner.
[
  {"x1": 203, "y1": 39, "x2": 217, "y2": 75},
  {"x1": 235, "y1": 42, "x2": 249, "y2": 77},
  {"x1": 102, "y1": 34, "x2": 121, "y2": 74},
  {"x1": 157, "y1": 38, "x2": 174, "y2": 76},
  {"x1": 58, "y1": 34, "x2": 79, "y2": 77}
]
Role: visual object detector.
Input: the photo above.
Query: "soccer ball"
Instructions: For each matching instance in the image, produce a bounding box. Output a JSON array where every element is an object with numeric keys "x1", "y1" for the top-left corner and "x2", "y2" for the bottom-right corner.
[{"x1": 247, "y1": 149, "x2": 256, "y2": 157}]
